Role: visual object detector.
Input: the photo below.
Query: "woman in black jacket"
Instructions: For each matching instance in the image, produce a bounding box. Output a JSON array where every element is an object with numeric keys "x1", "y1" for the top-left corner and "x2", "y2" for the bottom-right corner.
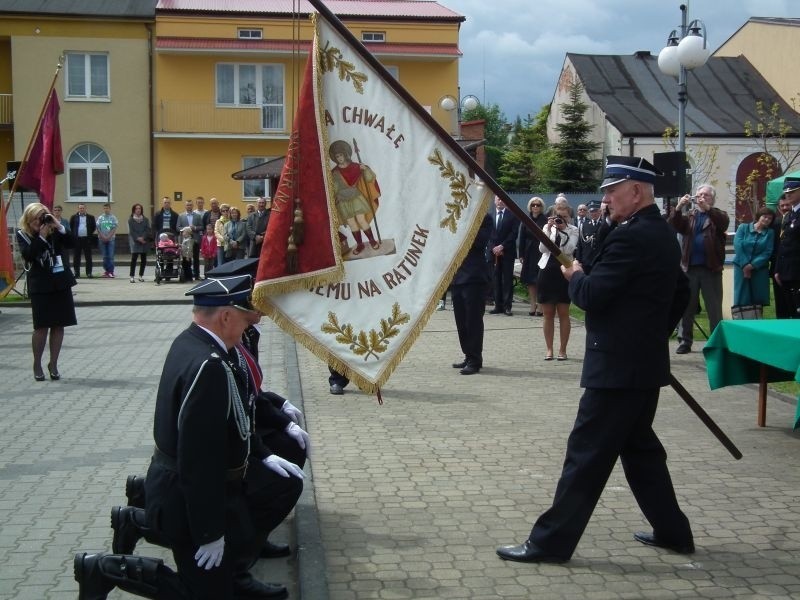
[
  {"x1": 517, "y1": 197, "x2": 547, "y2": 316},
  {"x1": 16, "y1": 202, "x2": 77, "y2": 381}
]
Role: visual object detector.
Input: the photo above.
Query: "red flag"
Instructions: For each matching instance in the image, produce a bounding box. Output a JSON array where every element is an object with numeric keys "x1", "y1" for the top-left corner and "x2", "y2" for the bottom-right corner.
[
  {"x1": 253, "y1": 55, "x2": 343, "y2": 299},
  {"x1": 17, "y1": 89, "x2": 64, "y2": 210},
  {"x1": 0, "y1": 204, "x2": 14, "y2": 298}
]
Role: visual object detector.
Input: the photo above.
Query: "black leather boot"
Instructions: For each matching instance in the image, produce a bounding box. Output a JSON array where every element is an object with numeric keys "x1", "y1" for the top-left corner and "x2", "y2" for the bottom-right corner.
[
  {"x1": 74, "y1": 552, "x2": 162, "y2": 600},
  {"x1": 111, "y1": 506, "x2": 145, "y2": 554},
  {"x1": 125, "y1": 474, "x2": 146, "y2": 508}
]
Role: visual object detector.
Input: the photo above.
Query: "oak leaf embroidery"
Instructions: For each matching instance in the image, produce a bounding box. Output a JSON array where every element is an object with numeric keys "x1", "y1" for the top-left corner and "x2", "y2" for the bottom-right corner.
[
  {"x1": 318, "y1": 40, "x2": 367, "y2": 94},
  {"x1": 321, "y1": 302, "x2": 410, "y2": 361},
  {"x1": 428, "y1": 148, "x2": 471, "y2": 233}
]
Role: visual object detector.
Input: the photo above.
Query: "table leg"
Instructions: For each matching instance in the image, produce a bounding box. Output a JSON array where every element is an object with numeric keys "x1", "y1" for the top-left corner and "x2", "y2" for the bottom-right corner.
[{"x1": 758, "y1": 364, "x2": 767, "y2": 427}]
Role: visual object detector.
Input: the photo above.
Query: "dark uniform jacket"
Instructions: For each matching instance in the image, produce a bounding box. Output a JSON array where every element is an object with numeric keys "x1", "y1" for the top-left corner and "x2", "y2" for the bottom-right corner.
[
  {"x1": 452, "y1": 214, "x2": 492, "y2": 286},
  {"x1": 575, "y1": 217, "x2": 603, "y2": 267},
  {"x1": 568, "y1": 203, "x2": 689, "y2": 389},
  {"x1": 145, "y1": 324, "x2": 253, "y2": 547},
  {"x1": 776, "y1": 206, "x2": 800, "y2": 281},
  {"x1": 16, "y1": 228, "x2": 75, "y2": 293}
]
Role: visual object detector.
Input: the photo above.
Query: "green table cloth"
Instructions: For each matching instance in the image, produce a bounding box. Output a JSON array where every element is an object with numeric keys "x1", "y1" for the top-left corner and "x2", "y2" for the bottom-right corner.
[{"x1": 704, "y1": 319, "x2": 800, "y2": 429}]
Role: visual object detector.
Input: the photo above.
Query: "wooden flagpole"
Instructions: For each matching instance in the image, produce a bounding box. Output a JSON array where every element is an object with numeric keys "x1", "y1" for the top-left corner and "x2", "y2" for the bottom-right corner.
[{"x1": 3, "y1": 55, "x2": 64, "y2": 217}]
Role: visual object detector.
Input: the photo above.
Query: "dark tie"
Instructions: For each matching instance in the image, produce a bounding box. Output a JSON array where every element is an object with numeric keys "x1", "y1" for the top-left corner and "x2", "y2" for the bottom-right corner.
[{"x1": 497, "y1": 210, "x2": 504, "y2": 229}]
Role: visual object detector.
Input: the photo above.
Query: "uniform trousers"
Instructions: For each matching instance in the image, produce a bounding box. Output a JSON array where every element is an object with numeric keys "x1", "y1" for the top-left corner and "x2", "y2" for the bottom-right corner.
[
  {"x1": 451, "y1": 282, "x2": 485, "y2": 367},
  {"x1": 493, "y1": 254, "x2": 515, "y2": 311},
  {"x1": 528, "y1": 387, "x2": 692, "y2": 559}
]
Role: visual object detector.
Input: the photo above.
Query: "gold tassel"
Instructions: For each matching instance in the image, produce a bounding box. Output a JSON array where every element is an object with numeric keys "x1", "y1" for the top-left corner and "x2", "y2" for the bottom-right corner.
[
  {"x1": 286, "y1": 233, "x2": 298, "y2": 274},
  {"x1": 292, "y1": 198, "x2": 304, "y2": 246}
]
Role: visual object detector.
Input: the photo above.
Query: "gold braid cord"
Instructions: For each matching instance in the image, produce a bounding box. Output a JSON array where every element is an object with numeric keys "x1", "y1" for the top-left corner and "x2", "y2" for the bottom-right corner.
[
  {"x1": 321, "y1": 302, "x2": 411, "y2": 361},
  {"x1": 428, "y1": 148, "x2": 471, "y2": 233}
]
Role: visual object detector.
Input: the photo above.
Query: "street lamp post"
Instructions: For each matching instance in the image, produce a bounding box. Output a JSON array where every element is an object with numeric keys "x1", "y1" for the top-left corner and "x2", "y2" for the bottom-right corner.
[
  {"x1": 439, "y1": 93, "x2": 480, "y2": 136},
  {"x1": 657, "y1": 4, "x2": 710, "y2": 153}
]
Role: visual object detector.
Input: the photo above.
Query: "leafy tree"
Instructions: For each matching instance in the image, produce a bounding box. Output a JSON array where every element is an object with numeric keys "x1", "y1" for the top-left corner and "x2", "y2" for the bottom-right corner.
[
  {"x1": 549, "y1": 80, "x2": 602, "y2": 191},
  {"x1": 498, "y1": 105, "x2": 556, "y2": 192},
  {"x1": 461, "y1": 102, "x2": 509, "y2": 179}
]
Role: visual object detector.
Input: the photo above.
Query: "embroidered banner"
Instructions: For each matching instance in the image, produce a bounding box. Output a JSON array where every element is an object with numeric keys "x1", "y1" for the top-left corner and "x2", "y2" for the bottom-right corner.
[{"x1": 253, "y1": 13, "x2": 492, "y2": 393}]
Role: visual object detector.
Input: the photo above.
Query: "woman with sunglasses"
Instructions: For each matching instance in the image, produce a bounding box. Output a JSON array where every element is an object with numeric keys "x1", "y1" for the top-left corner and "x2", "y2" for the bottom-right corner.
[{"x1": 518, "y1": 197, "x2": 547, "y2": 316}]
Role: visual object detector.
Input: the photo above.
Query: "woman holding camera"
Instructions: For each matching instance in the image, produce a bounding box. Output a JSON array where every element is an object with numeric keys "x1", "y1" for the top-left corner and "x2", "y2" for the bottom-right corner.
[
  {"x1": 537, "y1": 207, "x2": 578, "y2": 360},
  {"x1": 16, "y1": 202, "x2": 77, "y2": 381}
]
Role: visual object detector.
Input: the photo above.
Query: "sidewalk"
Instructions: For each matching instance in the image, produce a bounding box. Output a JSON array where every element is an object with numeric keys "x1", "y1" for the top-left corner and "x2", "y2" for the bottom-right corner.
[{"x1": 1, "y1": 272, "x2": 799, "y2": 599}]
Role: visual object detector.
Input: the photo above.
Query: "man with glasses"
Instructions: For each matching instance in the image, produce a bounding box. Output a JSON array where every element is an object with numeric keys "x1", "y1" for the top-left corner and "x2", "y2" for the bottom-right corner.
[
  {"x1": 497, "y1": 155, "x2": 693, "y2": 564},
  {"x1": 668, "y1": 184, "x2": 730, "y2": 353},
  {"x1": 75, "y1": 274, "x2": 292, "y2": 599}
]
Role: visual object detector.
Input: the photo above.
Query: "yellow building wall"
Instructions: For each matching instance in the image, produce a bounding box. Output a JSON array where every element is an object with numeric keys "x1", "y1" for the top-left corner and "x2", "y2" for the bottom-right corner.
[
  {"x1": 0, "y1": 39, "x2": 14, "y2": 176},
  {"x1": 714, "y1": 22, "x2": 800, "y2": 108},
  {"x1": 7, "y1": 20, "x2": 151, "y2": 233}
]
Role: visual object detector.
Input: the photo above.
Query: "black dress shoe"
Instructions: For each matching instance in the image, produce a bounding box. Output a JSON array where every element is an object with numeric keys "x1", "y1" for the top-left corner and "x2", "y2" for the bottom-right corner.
[
  {"x1": 633, "y1": 531, "x2": 695, "y2": 554},
  {"x1": 675, "y1": 344, "x2": 692, "y2": 354},
  {"x1": 452, "y1": 360, "x2": 467, "y2": 369},
  {"x1": 496, "y1": 540, "x2": 568, "y2": 563},
  {"x1": 233, "y1": 573, "x2": 288, "y2": 599},
  {"x1": 488, "y1": 308, "x2": 504, "y2": 314},
  {"x1": 460, "y1": 365, "x2": 480, "y2": 375},
  {"x1": 260, "y1": 540, "x2": 291, "y2": 558},
  {"x1": 504, "y1": 309, "x2": 513, "y2": 316}
]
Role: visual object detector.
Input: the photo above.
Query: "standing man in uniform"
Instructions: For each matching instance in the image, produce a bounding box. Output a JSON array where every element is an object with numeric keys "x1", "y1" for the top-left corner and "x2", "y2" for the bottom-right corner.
[
  {"x1": 497, "y1": 156, "x2": 693, "y2": 563},
  {"x1": 75, "y1": 275, "x2": 292, "y2": 599},
  {"x1": 775, "y1": 176, "x2": 800, "y2": 317}
]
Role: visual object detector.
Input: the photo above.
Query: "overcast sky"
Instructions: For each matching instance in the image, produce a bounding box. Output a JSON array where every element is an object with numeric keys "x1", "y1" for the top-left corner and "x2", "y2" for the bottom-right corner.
[{"x1": 443, "y1": 0, "x2": 796, "y2": 122}]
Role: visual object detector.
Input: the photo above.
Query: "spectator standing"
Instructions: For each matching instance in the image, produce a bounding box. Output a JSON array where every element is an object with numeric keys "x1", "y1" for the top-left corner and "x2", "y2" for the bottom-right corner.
[
  {"x1": 177, "y1": 199, "x2": 203, "y2": 280},
  {"x1": 214, "y1": 204, "x2": 230, "y2": 266},
  {"x1": 69, "y1": 203, "x2": 96, "y2": 278},
  {"x1": 537, "y1": 206, "x2": 579, "y2": 360},
  {"x1": 774, "y1": 176, "x2": 800, "y2": 317},
  {"x1": 127, "y1": 203, "x2": 150, "y2": 283},
  {"x1": 488, "y1": 196, "x2": 519, "y2": 316},
  {"x1": 497, "y1": 155, "x2": 693, "y2": 565},
  {"x1": 153, "y1": 196, "x2": 178, "y2": 235},
  {"x1": 770, "y1": 195, "x2": 793, "y2": 317},
  {"x1": 667, "y1": 184, "x2": 730, "y2": 353},
  {"x1": 200, "y1": 223, "x2": 217, "y2": 279},
  {"x1": 574, "y1": 203, "x2": 588, "y2": 228},
  {"x1": 246, "y1": 197, "x2": 271, "y2": 258},
  {"x1": 518, "y1": 197, "x2": 547, "y2": 316},
  {"x1": 575, "y1": 200, "x2": 603, "y2": 269},
  {"x1": 224, "y1": 207, "x2": 247, "y2": 261},
  {"x1": 451, "y1": 213, "x2": 492, "y2": 375},
  {"x1": 52, "y1": 205, "x2": 70, "y2": 234},
  {"x1": 732, "y1": 207, "x2": 775, "y2": 310},
  {"x1": 96, "y1": 203, "x2": 118, "y2": 278},
  {"x1": 202, "y1": 197, "x2": 222, "y2": 232},
  {"x1": 16, "y1": 203, "x2": 76, "y2": 381}
]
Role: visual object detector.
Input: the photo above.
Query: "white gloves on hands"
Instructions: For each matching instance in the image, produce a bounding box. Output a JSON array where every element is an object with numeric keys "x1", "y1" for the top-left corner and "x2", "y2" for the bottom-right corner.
[
  {"x1": 281, "y1": 400, "x2": 303, "y2": 423},
  {"x1": 195, "y1": 536, "x2": 224, "y2": 570},
  {"x1": 285, "y1": 422, "x2": 310, "y2": 452},
  {"x1": 263, "y1": 454, "x2": 305, "y2": 479}
]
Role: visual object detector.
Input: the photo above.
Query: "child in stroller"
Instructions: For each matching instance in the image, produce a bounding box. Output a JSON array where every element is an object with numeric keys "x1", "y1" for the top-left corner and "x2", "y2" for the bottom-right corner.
[{"x1": 154, "y1": 230, "x2": 182, "y2": 283}]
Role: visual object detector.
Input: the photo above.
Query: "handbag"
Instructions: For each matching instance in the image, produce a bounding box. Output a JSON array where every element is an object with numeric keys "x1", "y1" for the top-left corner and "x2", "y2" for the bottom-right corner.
[{"x1": 731, "y1": 304, "x2": 762, "y2": 320}]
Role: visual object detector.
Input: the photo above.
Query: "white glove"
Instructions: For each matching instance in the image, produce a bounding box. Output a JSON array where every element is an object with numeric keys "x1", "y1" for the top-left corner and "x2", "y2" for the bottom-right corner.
[
  {"x1": 194, "y1": 536, "x2": 224, "y2": 570},
  {"x1": 285, "y1": 422, "x2": 310, "y2": 452},
  {"x1": 263, "y1": 454, "x2": 305, "y2": 479},
  {"x1": 281, "y1": 400, "x2": 302, "y2": 423}
]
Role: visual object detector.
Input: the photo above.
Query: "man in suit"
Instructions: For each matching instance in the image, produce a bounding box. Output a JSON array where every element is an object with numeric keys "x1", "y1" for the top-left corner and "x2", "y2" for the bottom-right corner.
[
  {"x1": 451, "y1": 213, "x2": 492, "y2": 375},
  {"x1": 246, "y1": 197, "x2": 271, "y2": 258},
  {"x1": 497, "y1": 155, "x2": 693, "y2": 564},
  {"x1": 775, "y1": 176, "x2": 800, "y2": 317},
  {"x1": 177, "y1": 198, "x2": 204, "y2": 280},
  {"x1": 75, "y1": 275, "x2": 294, "y2": 599},
  {"x1": 575, "y1": 200, "x2": 603, "y2": 270},
  {"x1": 770, "y1": 194, "x2": 793, "y2": 318},
  {"x1": 69, "y1": 203, "x2": 96, "y2": 278},
  {"x1": 488, "y1": 196, "x2": 519, "y2": 316}
]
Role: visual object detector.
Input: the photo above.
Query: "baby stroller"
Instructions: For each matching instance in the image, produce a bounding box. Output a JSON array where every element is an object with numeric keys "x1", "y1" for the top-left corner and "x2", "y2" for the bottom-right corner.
[{"x1": 154, "y1": 231, "x2": 184, "y2": 284}]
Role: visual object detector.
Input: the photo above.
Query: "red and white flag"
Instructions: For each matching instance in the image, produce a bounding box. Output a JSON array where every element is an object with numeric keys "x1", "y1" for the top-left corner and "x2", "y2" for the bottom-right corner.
[
  {"x1": 252, "y1": 10, "x2": 492, "y2": 393},
  {"x1": 17, "y1": 89, "x2": 64, "y2": 209}
]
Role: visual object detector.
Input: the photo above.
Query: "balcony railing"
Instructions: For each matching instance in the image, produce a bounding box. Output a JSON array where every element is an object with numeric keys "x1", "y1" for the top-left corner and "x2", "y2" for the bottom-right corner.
[
  {"x1": 156, "y1": 100, "x2": 286, "y2": 135},
  {"x1": 0, "y1": 94, "x2": 12, "y2": 125}
]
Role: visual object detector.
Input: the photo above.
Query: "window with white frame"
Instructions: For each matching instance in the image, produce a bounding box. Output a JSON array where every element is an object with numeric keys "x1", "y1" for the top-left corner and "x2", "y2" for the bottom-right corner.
[
  {"x1": 362, "y1": 31, "x2": 386, "y2": 42},
  {"x1": 65, "y1": 52, "x2": 109, "y2": 99},
  {"x1": 216, "y1": 63, "x2": 285, "y2": 130},
  {"x1": 238, "y1": 28, "x2": 263, "y2": 39},
  {"x1": 67, "y1": 143, "x2": 110, "y2": 202},
  {"x1": 242, "y1": 156, "x2": 272, "y2": 199}
]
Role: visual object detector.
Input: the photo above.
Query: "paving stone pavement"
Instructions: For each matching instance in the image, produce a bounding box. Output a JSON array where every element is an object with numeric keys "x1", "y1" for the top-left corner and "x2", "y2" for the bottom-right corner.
[{"x1": 1, "y1": 269, "x2": 799, "y2": 599}]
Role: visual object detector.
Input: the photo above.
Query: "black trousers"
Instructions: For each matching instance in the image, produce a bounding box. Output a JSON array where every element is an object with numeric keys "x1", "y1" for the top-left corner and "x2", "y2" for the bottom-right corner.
[
  {"x1": 779, "y1": 279, "x2": 800, "y2": 318},
  {"x1": 493, "y1": 254, "x2": 515, "y2": 311},
  {"x1": 72, "y1": 237, "x2": 93, "y2": 276},
  {"x1": 451, "y1": 282, "x2": 485, "y2": 367},
  {"x1": 528, "y1": 387, "x2": 692, "y2": 558}
]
